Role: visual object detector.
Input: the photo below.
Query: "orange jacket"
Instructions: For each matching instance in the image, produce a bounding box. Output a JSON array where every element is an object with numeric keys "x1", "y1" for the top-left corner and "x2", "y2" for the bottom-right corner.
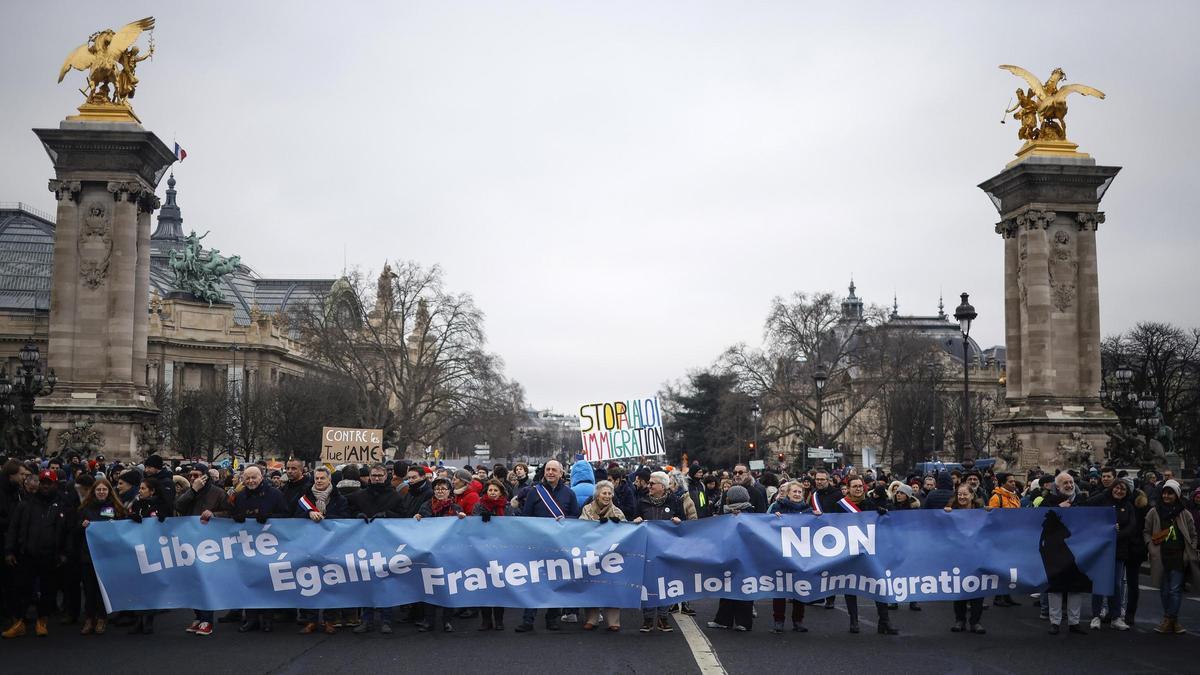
[{"x1": 988, "y1": 487, "x2": 1020, "y2": 509}]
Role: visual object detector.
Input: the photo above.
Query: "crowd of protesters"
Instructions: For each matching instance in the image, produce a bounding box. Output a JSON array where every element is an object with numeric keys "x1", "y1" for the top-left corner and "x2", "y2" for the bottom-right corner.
[{"x1": 1, "y1": 450, "x2": 1197, "y2": 639}]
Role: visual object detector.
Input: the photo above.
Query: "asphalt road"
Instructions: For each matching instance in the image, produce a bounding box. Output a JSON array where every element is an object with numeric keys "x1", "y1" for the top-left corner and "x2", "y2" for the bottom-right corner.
[{"x1": 3, "y1": 582, "x2": 1196, "y2": 674}]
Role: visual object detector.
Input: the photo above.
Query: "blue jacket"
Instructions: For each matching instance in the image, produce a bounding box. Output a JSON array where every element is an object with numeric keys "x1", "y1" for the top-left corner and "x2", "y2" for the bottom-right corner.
[
  {"x1": 768, "y1": 498, "x2": 810, "y2": 515},
  {"x1": 520, "y1": 480, "x2": 579, "y2": 518},
  {"x1": 614, "y1": 480, "x2": 637, "y2": 517},
  {"x1": 570, "y1": 460, "x2": 595, "y2": 505}
]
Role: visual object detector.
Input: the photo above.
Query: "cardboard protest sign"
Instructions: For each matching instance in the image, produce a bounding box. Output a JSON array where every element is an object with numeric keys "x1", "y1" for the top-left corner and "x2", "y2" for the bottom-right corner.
[
  {"x1": 321, "y1": 427, "x2": 385, "y2": 464},
  {"x1": 578, "y1": 396, "x2": 665, "y2": 462}
]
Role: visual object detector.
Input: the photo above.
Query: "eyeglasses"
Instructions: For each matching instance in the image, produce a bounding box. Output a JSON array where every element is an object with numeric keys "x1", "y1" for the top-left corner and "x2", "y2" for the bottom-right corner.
[{"x1": 734, "y1": 470, "x2": 747, "y2": 475}]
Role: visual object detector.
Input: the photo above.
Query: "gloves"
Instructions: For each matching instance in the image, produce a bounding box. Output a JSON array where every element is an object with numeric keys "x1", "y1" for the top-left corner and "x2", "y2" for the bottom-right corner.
[
  {"x1": 481, "y1": 511, "x2": 492, "y2": 523},
  {"x1": 130, "y1": 511, "x2": 143, "y2": 523},
  {"x1": 876, "y1": 506, "x2": 889, "y2": 516},
  {"x1": 233, "y1": 513, "x2": 246, "y2": 523},
  {"x1": 157, "y1": 512, "x2": 167, "y2": 523},
  {"x1": 373, "y1": 512, "x2": 387, "y2": 521},
  {"x1": 256, "y1": 514, "x2": 268, "y2": 525},
  {"x1": 597, "y1": 516, "x2": 609, "y2": 524},
  {"x1": 357, "y1": 513, "x2": 371, "y2": 524}
]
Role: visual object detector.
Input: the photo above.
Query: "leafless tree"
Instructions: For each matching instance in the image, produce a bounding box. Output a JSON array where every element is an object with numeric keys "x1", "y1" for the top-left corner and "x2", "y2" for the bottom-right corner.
[{"x1": 295, "y1": 261, "x2": 520, "y2": 455}]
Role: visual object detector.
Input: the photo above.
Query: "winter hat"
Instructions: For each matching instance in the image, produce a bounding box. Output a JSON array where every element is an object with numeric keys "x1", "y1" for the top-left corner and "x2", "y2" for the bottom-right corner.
[
  {"x1": 193, "y1": 462, "x2": 210, "y2": 475},
  {"x1": 895, "y1": 483, "x2": 915, "y2": 500},
  {"x1": 143, "y1": 454, "x2": 164, "y2": 470},
  {"x1": 119, "y1": 469, "x2": 143, "y2": 487},
  {"x1": 725, "y1": 485, "x2": 750, "y2": 505},
  {"x1": 453, "y1": 468, "x2": 473, "y2": 483},
  {"x1": 1119, "y1": 477, "x2": 1136, "y2": 494},
  {"x1": 1161, "y1": 479, "x2": 1182, "y2": 498}
]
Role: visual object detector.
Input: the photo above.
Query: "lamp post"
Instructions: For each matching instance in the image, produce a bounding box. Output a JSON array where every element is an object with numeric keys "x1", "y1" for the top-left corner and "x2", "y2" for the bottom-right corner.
[
  {"x1": 0, "y1": 339, "x2": 57, "y2": 455},
  {"x1": 750, "y1": 400, "x2": 761, "y2": 461},
  {"x1": 811, "y1": 363, "x2": 828, "y2": 470},
  {"x1": 953, "y1": 293, "x2": 977, "y2": 461}
]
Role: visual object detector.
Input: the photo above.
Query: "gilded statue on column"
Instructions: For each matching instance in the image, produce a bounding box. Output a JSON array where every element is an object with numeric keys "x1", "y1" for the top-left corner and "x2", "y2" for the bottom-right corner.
[
  {"x1": 999, "y1": 65, "x2": 1104, "y2": 161},
  {"x1": 57, "y1": 17, "x2": 155, "y2": 123}
]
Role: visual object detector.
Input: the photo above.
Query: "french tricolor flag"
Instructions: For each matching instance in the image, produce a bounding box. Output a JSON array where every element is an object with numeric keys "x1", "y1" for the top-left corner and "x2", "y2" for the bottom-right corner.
[
  {"x1": 298, "y1": 495, "x2": 317, "y2": 513},
  {"x1": 174, "y1": 142, "x2": 187, "y2": 162}
]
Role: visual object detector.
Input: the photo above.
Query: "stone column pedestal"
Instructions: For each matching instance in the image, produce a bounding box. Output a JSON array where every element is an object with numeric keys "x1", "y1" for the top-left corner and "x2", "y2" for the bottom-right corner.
[
  {"x1": 33, "y1": 120, "x2": 175, "y2": 459},
  {"x1": 979, "y1": 155, "x2": 1120, "y2": 470}
]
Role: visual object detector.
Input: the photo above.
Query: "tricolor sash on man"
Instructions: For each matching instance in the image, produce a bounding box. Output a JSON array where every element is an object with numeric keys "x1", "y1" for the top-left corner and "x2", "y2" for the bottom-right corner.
[{"x1": 87, "y1": 508, "x2": 1115, "y2": 611}]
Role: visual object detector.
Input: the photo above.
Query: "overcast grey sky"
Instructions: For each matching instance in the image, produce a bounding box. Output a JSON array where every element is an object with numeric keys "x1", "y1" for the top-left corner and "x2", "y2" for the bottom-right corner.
[{"x1": 3, "y1": 1, "x2": 1198, "y2": 412}]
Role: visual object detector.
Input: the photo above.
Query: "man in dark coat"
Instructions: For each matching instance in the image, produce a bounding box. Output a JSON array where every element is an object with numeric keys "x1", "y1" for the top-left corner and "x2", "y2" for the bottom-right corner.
[
  {"x1": 515, "y1": 460, "x2": 578, "y2": 633},
  {"x1": 229, "y1": 466, "x2": 289, "y2": 633},
  {"x1": 142, "y1": 454, "x2": 175, "y2": 517},
  {"x1": 397, "y1": 466, "x2": 433, "y2": 518},
  {"x1": 733, "y1": 463, "x2": 768, "y2": 514},
  {"x1": 3, "y1": 470, "x2": 72, "y2": 637},
  {"x1": 921, "y1": 471, "x2": 956, "y2": 511},
  {"x1": 280, "y1": 458, "x2": 313, "y2": 518},
  {"x1": 176, "y1": 462, "x2": 230, "y2": 519}
]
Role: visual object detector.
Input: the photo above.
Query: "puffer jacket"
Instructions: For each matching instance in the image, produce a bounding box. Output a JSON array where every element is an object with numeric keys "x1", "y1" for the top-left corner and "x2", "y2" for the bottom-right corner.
[
  {"x1": 5, "y1": 488, "x2": 71, "y2": 560},
  {"x1": 571, "y1": 460, "x2": 596, "y2": 505},
  {"x1": 988, "y1": 486, "x2": 1021, "y2": 509},
  {"x1": 397, "y1": 479, "x2": 433, "y2": 518}
]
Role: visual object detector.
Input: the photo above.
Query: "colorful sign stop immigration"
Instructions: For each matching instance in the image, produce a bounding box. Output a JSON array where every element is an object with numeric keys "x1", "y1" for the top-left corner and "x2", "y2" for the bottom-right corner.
[{"x1": 578, "y1": 396, "x2": 665, "y2": 462}]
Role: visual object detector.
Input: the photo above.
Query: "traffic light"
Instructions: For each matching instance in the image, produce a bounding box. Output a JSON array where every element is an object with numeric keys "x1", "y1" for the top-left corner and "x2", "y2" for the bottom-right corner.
[
  {"x1": 747, "y1": 442, "x2": 755, "y2": 450},
  {"x1": 777, "y1": 453, "x2": 785, "y2": 462}
]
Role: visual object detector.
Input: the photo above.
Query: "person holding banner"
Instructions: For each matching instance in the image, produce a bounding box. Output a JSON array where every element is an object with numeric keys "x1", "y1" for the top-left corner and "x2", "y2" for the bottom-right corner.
[
  {"x1": 72, "y1": 478, "x2": 126, "y2": 636},
  {"x1": 579, "y1": 479, "x2": 626, "y2": 632},
  {"x1": 230, "y1": 466, "x2": 289, "y2": 634},
  {"x1": 1039, "y1": 471, "x2": 1091, "y2": 635},
  {"x1": 473, "y1": 479, "x2": 511, "y2": 632},
  {"x1": 515, "y1": 460, "x2": 577, "y2": 633},
  {"x1": 768, "y1": 480, "x2": 811, "y2": 633},
  {"x1": 707, "y1": 485, "x2": 756, "y2": 632},
  {"x1": 415, "y1": 477, "x2": 465, "y2": 632},
  {"x1": 830, "y1": 476, "x2": 900, "y2": 635},
  {"x1": 297, "y1": 467, "x2": 351, "y2": 635},
  {"x1": 126, "y1": 478, "x2": 167, "y2": 635},
  {"x1": 634, "y1": 471, "x2": 683, "y2": 633},
  {"x1": 945, "y1": 485, "x2": 990, "y2": 634}
]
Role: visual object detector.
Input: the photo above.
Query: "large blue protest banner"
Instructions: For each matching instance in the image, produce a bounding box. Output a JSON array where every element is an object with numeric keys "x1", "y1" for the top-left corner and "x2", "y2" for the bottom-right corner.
[
  {"x1": 640, "y1": 509, "x2": 1115, "y2": 606},
  {"x1": 88, "y1": 517, "x2": 647, "y2": 611},
  {"x1": 88, "y1": 508, "x2": 1114, "y2": 611}
]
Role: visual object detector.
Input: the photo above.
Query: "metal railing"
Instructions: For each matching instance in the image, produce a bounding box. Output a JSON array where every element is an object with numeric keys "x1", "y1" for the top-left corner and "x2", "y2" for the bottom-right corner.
[{"x1": 0, "y1": 202, "x2": 55, "y2": 224}]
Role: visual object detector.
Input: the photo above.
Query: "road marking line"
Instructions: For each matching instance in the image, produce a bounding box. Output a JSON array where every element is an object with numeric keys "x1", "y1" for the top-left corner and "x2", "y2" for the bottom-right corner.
[{"x1": 673, "y1": 614, "x2": 728, "y2": 675}]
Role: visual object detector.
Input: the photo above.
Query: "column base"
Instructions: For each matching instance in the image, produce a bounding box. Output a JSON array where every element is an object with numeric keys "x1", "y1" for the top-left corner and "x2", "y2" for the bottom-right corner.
[{"x1": 990, "y1": 399, "x2": 1116, "y2": 472}]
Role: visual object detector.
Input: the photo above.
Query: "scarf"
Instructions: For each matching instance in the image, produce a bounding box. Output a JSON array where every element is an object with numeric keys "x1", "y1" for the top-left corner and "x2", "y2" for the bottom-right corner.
[
  {"x1": 646, "y1": 492, "x2": 667, "y2": 507},
  {"x1": 1156, "y1": 497, "x2": 1185, "y2": 526},
  {"x1": 311, "y1": 484, "x2": 334, "y2": 514},
  {"x1": 430, "y1": 497, "x2": 456, "y2": 517},
  {"x1": 723, "y1": 500, "x2": 754, "y2": 514},
  {"x1": 590, "y1": 498, "x2": 618, "y2": 520},
  {"x1": 478, "y1": 494, "x2": 508, "y2": 516}
]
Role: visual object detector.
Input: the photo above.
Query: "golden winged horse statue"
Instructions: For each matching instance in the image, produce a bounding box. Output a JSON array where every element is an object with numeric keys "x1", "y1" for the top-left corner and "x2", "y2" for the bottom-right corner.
[
  {"x1": 58, "y1": 17, "x2": 155, "y2": 120},
  {"x1": 999, "y1": 65, "x2": 1104, "y2": 143}
]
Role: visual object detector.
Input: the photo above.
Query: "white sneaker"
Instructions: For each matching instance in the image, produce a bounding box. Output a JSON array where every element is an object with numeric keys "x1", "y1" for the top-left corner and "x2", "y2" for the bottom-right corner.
[
  {"x1": 706, "y1": 621, "x2": 729, "y2": 629},
  {"x1": 1112, "y1": 617, "x2": 1130, "y2": 631},
  {"x1": 1089, "y1": 617, "x2": 1102, "y2": 629},
  {"x1": 560, "y1": 613, "x2": 578, "y2": 623}
]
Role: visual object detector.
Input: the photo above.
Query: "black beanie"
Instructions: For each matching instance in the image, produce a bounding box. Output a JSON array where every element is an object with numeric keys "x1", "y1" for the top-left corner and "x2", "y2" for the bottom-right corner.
[{"x1": 119, "y1": 469, "x2": 143, "y2": 487}]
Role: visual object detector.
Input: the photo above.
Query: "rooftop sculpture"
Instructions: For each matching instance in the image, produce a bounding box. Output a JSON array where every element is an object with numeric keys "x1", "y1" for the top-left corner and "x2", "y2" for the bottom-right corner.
[{"x1": 57, "y1": 17, "x2": 155, "y2": 122}]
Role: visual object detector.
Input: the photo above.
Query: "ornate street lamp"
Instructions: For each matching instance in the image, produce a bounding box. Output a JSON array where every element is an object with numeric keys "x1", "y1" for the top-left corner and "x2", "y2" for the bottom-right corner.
[
  {"x1": 0, "y1": 339, "x2": 57, "y2": 455},
  {"x1": 953, "y1": 292, "x2": 977, "y2": 460}
]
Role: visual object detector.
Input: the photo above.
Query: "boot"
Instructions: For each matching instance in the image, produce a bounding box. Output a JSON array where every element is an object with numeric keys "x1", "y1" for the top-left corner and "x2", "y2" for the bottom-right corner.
[
  {"x1": 34, "y1": 617, "x2": 48, "y2": 637},
  {"x1": 323, "y1": 621, "x2": 337, "y2": 634},
  {"x1": 877, "y1": 622, "x2": 899, "y2": 635},
  {"x1": 848, "y1": 621, "x2": 860, "y2": 633},
  {"x1": 261, "y1": 617, "x2": 273, "y2": 633},
  {"x1": 128, "y1": 616, "x2": 144, "y2": 634},
  {"x1": 1173, "y1": 619, "x2": 1186, "y2": 634},
  {"x1": 951, "y1": 620, "x2": 966, "y2": 632},
  {"x1": 479, "y1": 615, "x2": 494, "y2": 631},
  {"x1": 908, "y1": 602, "x2": 922, "y2": 611},
  {"x1": 494, "y1": 608, "x2": 505, "y2": 631},
  {"x1": 142, "y1": 614, "x2": 154, "y2": 635},
  {"x1": 94, "y1": 618, "x2": 107, "y2": 635},
  {"x1": 1154, "y1": 617, "x2": 1172, "y2": 634},
  {"x1": 299, "y1": 622, "x2": 318, "y2": 634},
  {"x1": 80, "y1": 618, "x2": 94, "y2": 636},
  {"x1": 2, "y1": 619, "x2": 26, "y2": 638}
]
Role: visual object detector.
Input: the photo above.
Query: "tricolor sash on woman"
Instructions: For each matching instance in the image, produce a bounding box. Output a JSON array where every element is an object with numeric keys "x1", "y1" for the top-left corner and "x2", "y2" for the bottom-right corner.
[{"x1": 836, "y1": 497, "x2": 861, "y2": 513}]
